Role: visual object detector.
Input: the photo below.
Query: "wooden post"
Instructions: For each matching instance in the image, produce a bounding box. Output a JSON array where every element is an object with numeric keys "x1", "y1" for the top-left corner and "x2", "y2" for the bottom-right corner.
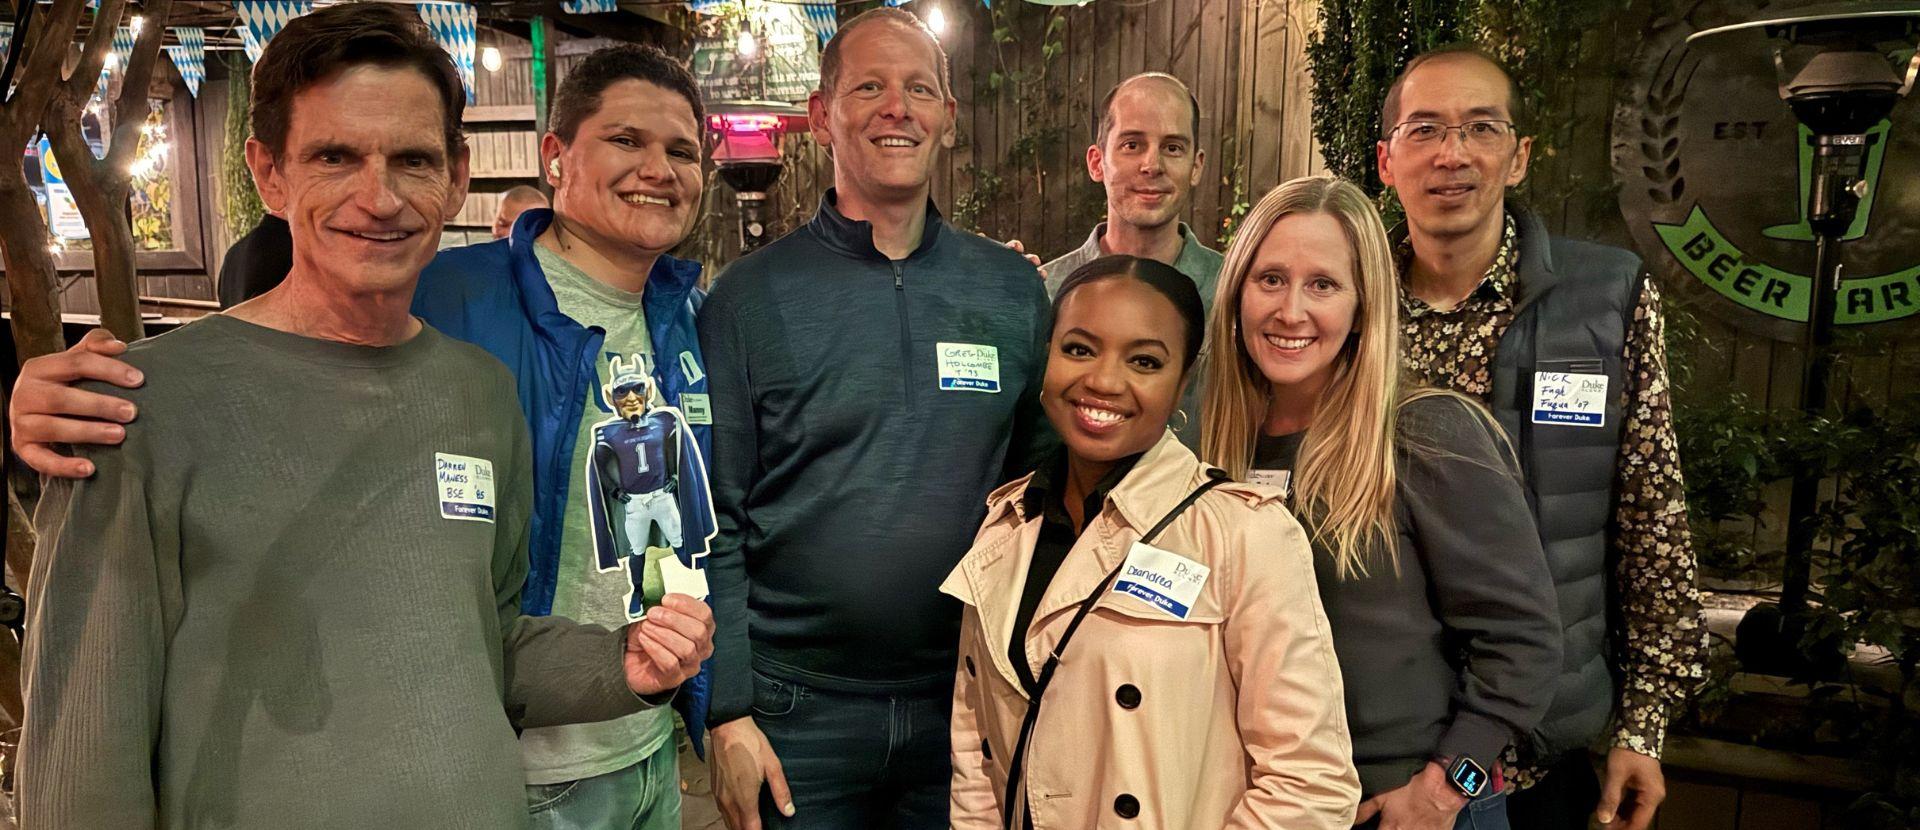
[{"x1": 532, "y1": 14, "x2": 556, "y2": 198}]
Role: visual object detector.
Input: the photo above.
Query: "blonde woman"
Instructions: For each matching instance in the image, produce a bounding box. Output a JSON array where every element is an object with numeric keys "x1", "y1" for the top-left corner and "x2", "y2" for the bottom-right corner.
[
  {"x1": 947, "y1": 255, "x2": 1359, "y2": 829},
  {"x1": 1201, "y1": 177, "x2": 1561, "y2": 830}
]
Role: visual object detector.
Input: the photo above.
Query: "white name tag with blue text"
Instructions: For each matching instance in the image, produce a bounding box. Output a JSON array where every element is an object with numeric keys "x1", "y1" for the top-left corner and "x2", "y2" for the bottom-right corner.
[
  {"x1": 1111, "y1": 541, "x2": 1210, "y2": 620},
  {"x1": 435, "y1": 453, "x2": 496, "y2": 522},
  {"x1": 937, "y1": 343, "x2": 1001, "y2": 393},
  {"x1": 1531, "y1": 371, "x2": 1607, "y2": 427}
]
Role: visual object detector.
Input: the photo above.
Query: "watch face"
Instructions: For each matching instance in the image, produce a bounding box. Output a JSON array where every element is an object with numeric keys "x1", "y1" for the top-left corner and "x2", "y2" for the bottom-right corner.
[{"x1": 1449, "y1": 757, "x2": 1488, "y2": 798}]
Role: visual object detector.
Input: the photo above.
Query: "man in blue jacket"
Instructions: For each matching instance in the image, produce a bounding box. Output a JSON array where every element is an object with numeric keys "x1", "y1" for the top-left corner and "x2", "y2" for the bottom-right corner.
[
  {"x1": 11, "y1": 40, "x2": 719, "y2": 830},
  {"x1": 701, "y1": 9, "x2": 1051, "y2": 830}
]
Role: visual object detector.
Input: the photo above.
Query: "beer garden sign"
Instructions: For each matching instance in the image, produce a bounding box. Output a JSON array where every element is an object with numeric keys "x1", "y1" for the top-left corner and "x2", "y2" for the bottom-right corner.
[{"x1": 1614, "y1": 0, "x2": 1920, "y2": 342}]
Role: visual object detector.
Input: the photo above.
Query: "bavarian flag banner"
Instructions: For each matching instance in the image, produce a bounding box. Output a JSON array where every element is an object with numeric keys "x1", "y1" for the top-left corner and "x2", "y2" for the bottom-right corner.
[
  {"x1": 168, "y1": 27, "x2": 207, "y2": 98},
  {"x1": 416, "y1": 2, "x2": 476, "y2": 105},
  {"x1": 801, "y1": 2, "x2": 837, "y2": 46},
  {"x1": 562, "y1": 0, "x2": 620, "y2": 13},
  {"x1": 236, "y1": 1, "x2": 313, "y2": 63}
]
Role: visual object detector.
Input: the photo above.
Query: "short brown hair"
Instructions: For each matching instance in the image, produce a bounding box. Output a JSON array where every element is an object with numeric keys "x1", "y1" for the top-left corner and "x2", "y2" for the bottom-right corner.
[
  {"x1": 250, "y1": 2, "x2": 465, "y2": 159},
  {"x1": 549, "y1": 44, "x2": 705, "y2": 144},
  {"x1": 818, "y1": 8, "x2": 951, "y2": 100},
  {"x1": 1094, "y1": 73, "x2": 1201, "y2": 146},
  {"x1": 1379, "y1": 45, "x2": 1526, "y2": 137}
]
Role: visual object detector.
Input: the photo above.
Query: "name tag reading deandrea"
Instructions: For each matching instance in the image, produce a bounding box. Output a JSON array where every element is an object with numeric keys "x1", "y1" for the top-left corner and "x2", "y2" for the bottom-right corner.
[
  {"x1": 937, "y1": 343, "x2": 1000, "y2": 393},
  {"x1": 1112, "y1": 542, "x2": 1210, "y2": 620},
  {"x1": 1531, "y1": 371, "x2": 1608, "y2": 427}
]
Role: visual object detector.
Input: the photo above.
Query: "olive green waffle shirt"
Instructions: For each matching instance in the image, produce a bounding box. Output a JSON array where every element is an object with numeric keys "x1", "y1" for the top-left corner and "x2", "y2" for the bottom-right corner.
[{"x1": 21, "y1": 315, "x2": 649, "y2": 830}]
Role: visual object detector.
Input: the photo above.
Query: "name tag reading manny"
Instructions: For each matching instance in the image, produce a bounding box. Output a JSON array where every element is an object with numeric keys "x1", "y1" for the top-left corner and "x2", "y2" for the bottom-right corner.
[
  {"x1": 937, "y1": 342, "x2": 1000, "y2": 393},
  {"x1": 436, "y1": 452, "x2": 496, "y2": 522},
  {"x1": 1531, "y1": 371, "x2": 1608, "y2": 427},
  {"x1": 1111, "y1": 541, "x2": 1210, "y2": 620}
]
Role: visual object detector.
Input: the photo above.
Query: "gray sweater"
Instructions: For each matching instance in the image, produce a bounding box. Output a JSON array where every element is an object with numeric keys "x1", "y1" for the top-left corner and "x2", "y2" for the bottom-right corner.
[
  {"x1": 21, "y1": 316, "x2": 649, "y2": 829},
  {"x1": 700, "y1": 191, "x2": 1051, "y2": 724},
  {"x1": 1254, "y1": 394, "x2": 1562, "y2": 796}
]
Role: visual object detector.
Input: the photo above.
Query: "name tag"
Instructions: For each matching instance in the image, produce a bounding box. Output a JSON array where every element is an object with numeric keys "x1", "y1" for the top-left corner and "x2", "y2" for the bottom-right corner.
[
  {"x1": 1248, "y1": 468, "x2": 1292, "y2": 499},
  {"x1": 435, "y1": 452, "x2": 496, "y2": 523},
  {"x1": 1111, "y1": 541, "x2": 1210, "y2": 620},
  {"x1": 937, "y1": 342, "x2": 1000, "y2": 393},
  {"x1": 679, "y1": 393, "x2": 713, "y2": 425},
  {"x1": 1531, "y1": 371, "x2": 1607, "y2": 427}
]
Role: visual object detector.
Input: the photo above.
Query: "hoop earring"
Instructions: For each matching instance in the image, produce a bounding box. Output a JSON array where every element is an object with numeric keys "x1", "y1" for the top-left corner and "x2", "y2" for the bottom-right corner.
[{"x1": 1171, "y1": 409, "x2": 1191, "y2": 433}]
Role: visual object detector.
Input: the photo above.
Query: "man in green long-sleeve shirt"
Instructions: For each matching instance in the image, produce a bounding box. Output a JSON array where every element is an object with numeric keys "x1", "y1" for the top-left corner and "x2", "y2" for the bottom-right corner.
[{"x1": 17, "y1": 6, "x2": 712, "y2": 828}]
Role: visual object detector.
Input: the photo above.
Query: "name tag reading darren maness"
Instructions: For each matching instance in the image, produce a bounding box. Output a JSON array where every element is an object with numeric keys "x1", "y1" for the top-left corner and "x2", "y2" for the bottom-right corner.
[
  {"x1": 435, "y1": 452, "x2": 496, "y2": 523},
  {"x1": 1112, "y1": 541, "x2": 1210, "y2": 620},
  {"x1": 937, "y1": 343, "x2": 1001, "y2": 393},
  {"x1": 1531, "y1": 371, "x2": 1608, "y2": 427}
]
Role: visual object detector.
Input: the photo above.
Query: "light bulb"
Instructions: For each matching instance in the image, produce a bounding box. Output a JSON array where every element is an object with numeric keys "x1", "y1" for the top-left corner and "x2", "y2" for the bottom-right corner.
[
  {"x1": 104, "y1": 53, "x2": 119, "y2": 71},
  {"x1": 481, "y1": 46, "x2": 503, "y2": 73},
  {"x1": 928, "y1": 6, "x2": 947, "y2": 36},
  {"x1": 736, "y1": 30, "x2": 758, "y2": 58}
]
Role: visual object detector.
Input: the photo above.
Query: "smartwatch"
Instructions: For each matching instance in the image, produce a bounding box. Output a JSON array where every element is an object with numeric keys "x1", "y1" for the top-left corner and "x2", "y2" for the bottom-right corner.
[{"x1": 1443, "y1": 755, "x2": 1489, "y2": 799}]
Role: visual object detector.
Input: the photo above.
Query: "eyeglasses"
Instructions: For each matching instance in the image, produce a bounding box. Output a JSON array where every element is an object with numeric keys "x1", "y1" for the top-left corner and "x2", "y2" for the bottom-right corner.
[{"x1": 1386, "y1": 120, "x2": 1516, "y2": 149}]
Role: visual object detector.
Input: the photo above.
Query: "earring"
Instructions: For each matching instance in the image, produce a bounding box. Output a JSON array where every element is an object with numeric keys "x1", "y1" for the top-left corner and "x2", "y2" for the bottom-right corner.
[
  {"x1": 1170, "y1": 409, "x2": 1191, "y2": 433},
  {"x1": 548, "y1": 159, "x2": 561, "y2": 178}
]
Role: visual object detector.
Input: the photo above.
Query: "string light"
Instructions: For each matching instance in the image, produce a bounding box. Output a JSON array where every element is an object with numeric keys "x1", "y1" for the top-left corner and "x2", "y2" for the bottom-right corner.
[
  {"x1": 736, "y1": 29, "x2": 758, "y2": 58},
  {"x1": 928, "y1": 5, "x2": 947, "y2": 36},
  {"x1": 481, "y1": 46, "x2": 503, "y2": 73}
]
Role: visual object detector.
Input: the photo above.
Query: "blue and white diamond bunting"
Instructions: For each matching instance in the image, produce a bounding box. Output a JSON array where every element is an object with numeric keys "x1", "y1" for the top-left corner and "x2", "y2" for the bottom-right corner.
[
  {"x1": 801, "y1": 2, "x2": 837, "y2": 46},
  {"x1": 562, "y1": 0, "x2": 620, "y2": 13},
  {"x1": 415, "y1": 3, "x2": 476, "y2": 104},
  {"x1": 168, "y1": 26, "x2": 206, "y2": 97},
  {"x1": 235, "y1": 1, "x2": 313, "y2": 63}
]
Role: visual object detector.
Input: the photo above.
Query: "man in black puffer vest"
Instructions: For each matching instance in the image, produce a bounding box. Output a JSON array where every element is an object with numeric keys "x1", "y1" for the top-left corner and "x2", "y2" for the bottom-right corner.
[{"x1": 1376, "y1": 46, "x2": 1707, "y2": 830}]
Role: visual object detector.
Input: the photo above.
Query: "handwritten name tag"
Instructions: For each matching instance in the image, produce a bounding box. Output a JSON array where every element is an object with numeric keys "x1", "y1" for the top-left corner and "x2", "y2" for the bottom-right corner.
[
  {"x1": 436, "y1": 452, "x2": 496, "y2": 522},
  {"x1": 1111, "y1": 541, "x2": 1210, "y2": 620},
  {"x1": 1531, "y1": 371, "x2": 1607, "y2": 427},
  {"x1": 937, "y1": 343, "x2": 1001, "y2": 393}
]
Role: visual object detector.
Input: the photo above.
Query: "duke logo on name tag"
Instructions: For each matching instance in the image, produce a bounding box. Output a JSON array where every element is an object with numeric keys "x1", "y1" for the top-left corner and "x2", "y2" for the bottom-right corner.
[
  {"x1": 1531, "y1": 371, "x2": 1608, "y2": 427},
  {"x1": 435, "y1": 452, "x2": 496, "y2": 522},
  {"x1": 1111, "y1": 541, "x2": 1210, "y2": 620},
  {"x1": 937, "y1": 342, "x2": 1000, "y2": 393},
  {"x1": 679, "y1": 392, "x2": 713, "y2": 425}
]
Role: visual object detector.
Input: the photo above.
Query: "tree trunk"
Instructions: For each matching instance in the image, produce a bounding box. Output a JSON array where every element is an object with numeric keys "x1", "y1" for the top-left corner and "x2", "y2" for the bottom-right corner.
[
  {"x1": 0, "y1": 176, "x2": 65, "y2": 361},
  {"x1": 46, "y1": 90, "x2": 142, "y2": 342}
]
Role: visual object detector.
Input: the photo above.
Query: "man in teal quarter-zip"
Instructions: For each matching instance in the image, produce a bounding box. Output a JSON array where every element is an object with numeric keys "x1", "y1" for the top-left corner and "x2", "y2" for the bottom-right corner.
[{"x1": 700, "y1": 8, "x2": 1051, "y2": 830}]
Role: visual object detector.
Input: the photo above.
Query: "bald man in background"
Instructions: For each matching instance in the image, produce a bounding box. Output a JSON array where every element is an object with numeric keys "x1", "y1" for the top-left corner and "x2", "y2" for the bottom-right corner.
[{"x1": 493, "y1": 185, "x2": 550, "y2": 239}]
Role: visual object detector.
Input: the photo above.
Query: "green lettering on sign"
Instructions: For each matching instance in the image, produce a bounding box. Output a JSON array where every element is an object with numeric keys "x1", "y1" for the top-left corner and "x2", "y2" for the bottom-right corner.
[{"x1": 1653, "y1": 206, "x2": 1920, "y2": 325}]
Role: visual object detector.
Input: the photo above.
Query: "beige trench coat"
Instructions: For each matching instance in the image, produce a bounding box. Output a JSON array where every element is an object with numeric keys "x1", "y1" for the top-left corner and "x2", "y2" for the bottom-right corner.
[{"x1": 944, "y1": 432, "x2": 1359, "y2": 829}]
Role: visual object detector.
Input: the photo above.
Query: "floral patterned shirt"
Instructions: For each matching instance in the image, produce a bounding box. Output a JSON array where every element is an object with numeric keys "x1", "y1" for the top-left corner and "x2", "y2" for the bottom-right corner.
[{"x1": 1396, "y1": 214, "x2": 1707, "y2": 788}]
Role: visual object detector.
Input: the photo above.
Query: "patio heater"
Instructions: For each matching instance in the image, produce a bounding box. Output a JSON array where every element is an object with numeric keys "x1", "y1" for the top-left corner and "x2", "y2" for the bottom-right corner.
[
  {"x1": 1689, "y1": 2, "x2": 1920, "y2": 674},
  {"x1": 707, "y1": 101, "x2": 807, "y2": 253}
]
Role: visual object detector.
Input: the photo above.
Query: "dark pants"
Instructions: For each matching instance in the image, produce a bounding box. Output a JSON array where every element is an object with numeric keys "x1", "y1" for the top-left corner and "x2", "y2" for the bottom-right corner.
[
  {"x1": 751, "y1": 670, "x2": 950, "y2": 830},
  {"x1": 1354, "y1": 790, "x2": 1510, "y2": 830},
  {"x1": 1505, "y1": 751, "x2": 1603, "y2": 830}
]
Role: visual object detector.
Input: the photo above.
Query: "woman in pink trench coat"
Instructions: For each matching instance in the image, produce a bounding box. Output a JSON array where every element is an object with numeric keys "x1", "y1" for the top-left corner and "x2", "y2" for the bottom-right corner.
[{"x1": 944, "y1": 255, "x2": 1360, "y2": 830}]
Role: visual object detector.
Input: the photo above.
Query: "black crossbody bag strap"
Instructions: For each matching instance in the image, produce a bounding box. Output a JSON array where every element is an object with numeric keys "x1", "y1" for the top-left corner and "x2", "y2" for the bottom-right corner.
[{"x1": 999, "y1": 470, "x2": 1229, "y2": 830}]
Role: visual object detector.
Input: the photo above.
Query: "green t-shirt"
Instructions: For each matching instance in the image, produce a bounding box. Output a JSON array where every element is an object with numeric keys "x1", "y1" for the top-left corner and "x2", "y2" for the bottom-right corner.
[{"x1": 518, "y1": 243, "x2": 673, "y2": 785}]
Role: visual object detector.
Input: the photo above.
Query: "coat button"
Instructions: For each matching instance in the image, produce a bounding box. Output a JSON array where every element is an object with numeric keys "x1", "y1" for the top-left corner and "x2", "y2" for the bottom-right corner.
[
  {"x1": 1114, "y1": 794, "x2": 1140, "y2": 819},
  {"x1": 965, "y1": 656, "x2": 976, "y2": 676},
  {"x1": 980, "y1": 739, "x2": 992, "y2": 761},
  {"x1": 1116, "y1": 684, "x2": 1141, "y2": 709}
]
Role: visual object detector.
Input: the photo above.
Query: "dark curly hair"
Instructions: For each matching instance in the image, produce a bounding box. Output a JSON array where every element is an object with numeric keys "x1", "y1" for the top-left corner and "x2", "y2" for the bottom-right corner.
[{"x1": 550, "y1": 44, "x2": 705, "y2": 144}]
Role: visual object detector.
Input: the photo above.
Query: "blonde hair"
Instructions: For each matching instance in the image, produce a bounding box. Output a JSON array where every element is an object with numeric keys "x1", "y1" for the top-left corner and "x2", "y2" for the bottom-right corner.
[{"x1": 1199, "y1": 176, "x2": 1406, "y2": 580}]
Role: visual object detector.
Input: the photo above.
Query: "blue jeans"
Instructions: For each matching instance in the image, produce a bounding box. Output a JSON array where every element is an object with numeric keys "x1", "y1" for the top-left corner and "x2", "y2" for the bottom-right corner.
[
  {"x1": 751, "y1": 669, "x2": 950, "y2": 830},
  {"x1": 525, "y1": 737, "x2": 681, "y2": 830},
  {"x1": 1355, "y1": 790, "x2": 1509, "y2": 830}
]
